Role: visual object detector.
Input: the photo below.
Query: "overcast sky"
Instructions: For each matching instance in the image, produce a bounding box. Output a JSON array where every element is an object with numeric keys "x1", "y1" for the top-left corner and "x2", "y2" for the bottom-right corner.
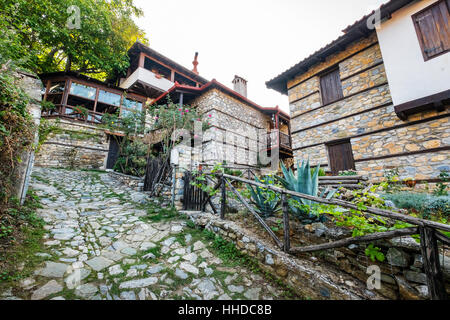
[{"x1": 134, "y1": 0, "x2": 389, "y2": 113}]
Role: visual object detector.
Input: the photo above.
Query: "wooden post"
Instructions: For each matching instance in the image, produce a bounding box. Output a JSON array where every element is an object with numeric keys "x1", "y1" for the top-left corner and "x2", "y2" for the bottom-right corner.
[
  {"x1": 282, "y1": 193, "x2": 290, "y2": 253},
  {"x1": 220, "y1": 175, "x2": 226, "y2": 219},
  {"x1": 419, "y1": 226, "x2": 448, "y2": 300},
  {"x1": 171, "y1": 165, "x2": 176, "y2": 207}
]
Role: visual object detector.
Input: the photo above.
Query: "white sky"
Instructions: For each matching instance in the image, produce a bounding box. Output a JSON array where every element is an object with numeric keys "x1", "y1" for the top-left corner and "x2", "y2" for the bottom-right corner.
[{"x1": 134, "y1": 0, "x2": 389, "y2": 113}]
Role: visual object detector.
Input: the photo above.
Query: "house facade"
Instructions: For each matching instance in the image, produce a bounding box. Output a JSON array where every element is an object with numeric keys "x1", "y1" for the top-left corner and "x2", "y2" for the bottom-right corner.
[
  {"x1": 266, "y1": 0, "x2": 449, "y2": 183},
  {"x1": 152, "y1": 77, "x2": 292, "y2": 170}
]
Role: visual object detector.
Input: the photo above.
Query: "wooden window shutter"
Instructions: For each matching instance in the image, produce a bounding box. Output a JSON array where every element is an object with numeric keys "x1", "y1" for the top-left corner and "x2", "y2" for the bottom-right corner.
[
  {"x1": 320, "y1": 68, "x2": 343, "y2": 105},
  {"x1": 413, "y1": 0, "x2": 450, "y2": 60}
]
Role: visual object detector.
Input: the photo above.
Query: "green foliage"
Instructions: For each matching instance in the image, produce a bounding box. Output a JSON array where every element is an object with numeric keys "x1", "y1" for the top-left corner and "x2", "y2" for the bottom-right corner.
[
  {"x1": 148, "y1": 97, "x2": 210, "y2": 155},
  {"x1": 382, "y1": 168, "x2": 401, "y2": 193},
  {"x1": 0, "y1": 0, "x2": 147, "y2": 79},
  {"x1": 277, "y1": 160, "x2": 320, "y2": 207},
  {"x1": 365, "y1": 244, "x2": 385, "y2": 262},
  {"x1": 433, "y1": 171, "x2": 448, "y2": 196},
  {"x1": 351, "y1": 184, "x2": 390, "y2": 209},
  {"x1": 191, "y1": 163, "x2": 226, "y2": 197},
  {"x1": 315, "y1": 168, "x2": 327, "y2": 177},
  {"x1": 113, "y1": 139, "x2": 148, "y2": 177},
  {"x1": 102, "y1": 110, "x2": 148, "y2": 176},
  {"x1": 338, "y1": 170, "x2": 358, "y2": 176},
  {"x1": 383, "y1": 192, "x2": 449, "y2": 220},
  {"x1": 141, "y1": 206, "x2": 179, "y2": 222},
  {"x1": 246, "y1": 175, "x2": 281, "y2": 218},
  {"x1": 0, "y1": 61, "x2": 36, "y2": 203},
  {"x1": 0, "y1": 189, "x2": 47, "y2": 284},
  {"x1": 276, "y1": 160, "x2": 336, "y2": 222},
  {"x1": 37, "y1": 118, "x2": 60, "y2": 152}
]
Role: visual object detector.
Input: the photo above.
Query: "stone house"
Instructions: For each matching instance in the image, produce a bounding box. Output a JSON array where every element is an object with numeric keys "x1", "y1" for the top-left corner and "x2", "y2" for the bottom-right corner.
[
  {"x1": 151, "y1": 76, "x2": 292, "y2": 170},
  {"x1": 36, "y1": 41, "x2": 292, "y2": 171},
  {"x1": 266, "y1": 0, "x2": 449, "y2": 183}
]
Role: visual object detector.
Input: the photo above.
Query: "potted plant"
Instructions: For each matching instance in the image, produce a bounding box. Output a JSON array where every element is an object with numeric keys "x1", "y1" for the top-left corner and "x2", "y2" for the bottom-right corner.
[{"x1": 403, "y1": 177, "x2": 417, "y2": 188}]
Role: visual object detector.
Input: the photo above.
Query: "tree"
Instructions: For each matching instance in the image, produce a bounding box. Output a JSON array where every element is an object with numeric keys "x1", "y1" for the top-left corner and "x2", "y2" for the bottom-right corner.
[{"x1": 0, "y1": 0, "x2": 148, "y2": 80}]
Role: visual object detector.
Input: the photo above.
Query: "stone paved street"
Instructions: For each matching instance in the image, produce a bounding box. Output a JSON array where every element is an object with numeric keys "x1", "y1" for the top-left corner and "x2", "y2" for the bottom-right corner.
[{"x1": 0, "y1": 168, "x2": 288, "y2": 300}]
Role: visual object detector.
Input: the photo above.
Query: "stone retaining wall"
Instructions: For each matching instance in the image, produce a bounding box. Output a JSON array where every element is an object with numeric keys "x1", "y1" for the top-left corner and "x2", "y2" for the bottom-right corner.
[
  {"x1": 178, "y1": 210, "x2": 449, "y2": 300},
  {"x1": 35, "y1": 119, "x2": 110, "y2": 170},
  {"x1": 180, "y1": 210, "x2": 385, "y2": 300}
]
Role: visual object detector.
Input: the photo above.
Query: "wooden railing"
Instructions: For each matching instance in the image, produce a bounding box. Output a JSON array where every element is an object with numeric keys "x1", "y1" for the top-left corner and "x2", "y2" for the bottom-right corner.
[
  {"x1": 279, "y1": 132, "x2": 291, "y2": 149},
  {"x1": 199, "y1": 172, "x2": 450, "y2": 300},
  {"x1": 266, "y1": 130, "x2": 292, "y2": 150},
  {"x1": 42, "y1": 104, "x2": 104, "y2": 124}
]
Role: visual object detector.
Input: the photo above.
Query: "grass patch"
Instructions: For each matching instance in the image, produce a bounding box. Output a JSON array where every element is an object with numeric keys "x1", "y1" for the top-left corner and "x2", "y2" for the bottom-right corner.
[
  {"x1": 0, "y1": 190, "x2": 51, "y2": 292},
  {"x1": 140, "y1": 206, "x2": 179, "y2": 223}
]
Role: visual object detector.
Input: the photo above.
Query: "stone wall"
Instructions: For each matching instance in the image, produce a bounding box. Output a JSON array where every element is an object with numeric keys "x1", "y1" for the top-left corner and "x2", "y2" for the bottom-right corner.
[
  {"x1": 191, "y1": 89, "x2": 272, "y2": 167},
  {"x1": 177, "y1": 209, "x2": 449, "y2": 300},
  {"x1": 288, "y1": 31, "x2": 450, "y2": 182},
  {"x1": 12, "y1": 71, "x2": 43, "y2": 204},
  {"x1": 35, "y1": 119, "x2": 110, "y2": 170}
]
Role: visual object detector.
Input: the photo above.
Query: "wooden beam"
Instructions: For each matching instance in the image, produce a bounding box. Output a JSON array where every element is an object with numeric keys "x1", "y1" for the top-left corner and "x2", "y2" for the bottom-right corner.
[
  {"x1": 419, "y1": 227, "x2": 448, "y2": 300},
  {"x1": 290, "y1": 227, "x2": 418, "y2": 253},
  {"x1": 282, "y1": 193, "x2": 290, "y2": 253},
  {"x1": 435, "y1": 231, "x2": 450, "y2": 246},
  {"x1": 220, "y1": 176, "x2": 226, "y2": 220},
  {"x1": 201, "y1": 176, "x2": 221, "y2": 210},
  {"x1": 221, "y1": 173, "x2": 450, "y2": 232},
  {"x1": 225, "y1": 178, "x2": 284, "y2": 249}
]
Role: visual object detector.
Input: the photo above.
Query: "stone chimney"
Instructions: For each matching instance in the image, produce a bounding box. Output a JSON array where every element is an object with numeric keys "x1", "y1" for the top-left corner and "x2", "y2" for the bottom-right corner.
[
  {"x1": 192, "y1": 52, "x2": 199, "y2": 75},
  {"x1": 232, "y1": 75, "x2": 248, "y2": 97}
]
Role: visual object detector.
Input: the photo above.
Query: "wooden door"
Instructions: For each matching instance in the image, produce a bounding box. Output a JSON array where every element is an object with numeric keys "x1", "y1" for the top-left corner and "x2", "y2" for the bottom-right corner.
[
  {"x1": 106, "y1": 136, "x2": 120, "y2": 169},
  {"x1": 326, "y1": 140, "x2": 355, "y2": 175}
]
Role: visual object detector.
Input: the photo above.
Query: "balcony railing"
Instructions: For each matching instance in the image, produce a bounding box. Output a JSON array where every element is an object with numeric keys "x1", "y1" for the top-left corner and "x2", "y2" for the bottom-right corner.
[
  {"x1": 42, "y1": 104, "x2": 104, "y2": 124},
  {"x1": 265, "y1": 130, "x2": 292, "y2": 150}
]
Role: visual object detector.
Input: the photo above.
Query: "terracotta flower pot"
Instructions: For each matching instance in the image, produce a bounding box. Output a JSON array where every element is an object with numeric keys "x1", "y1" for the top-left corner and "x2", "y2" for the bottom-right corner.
[{"x1": 405, "y1": 180, "x2": 417, "y2": 188}]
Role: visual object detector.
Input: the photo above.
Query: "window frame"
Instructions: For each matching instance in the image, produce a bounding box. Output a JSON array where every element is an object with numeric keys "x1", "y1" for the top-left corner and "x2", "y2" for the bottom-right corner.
[
  {"x1": 319, "y1": 67, "x2": 344, "y2": 106},
  {"x1": 412, "y1": 0, "x2": 450, "y2": 61}
]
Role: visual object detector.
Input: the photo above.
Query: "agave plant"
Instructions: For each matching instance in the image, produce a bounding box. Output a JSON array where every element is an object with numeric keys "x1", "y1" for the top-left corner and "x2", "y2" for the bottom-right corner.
[
  {"x1": 276, "y1": 160, "x2": 336, "y2": 222},
  {"x1": 247, "y1": 175, "x2": 281, "y2": 218}
]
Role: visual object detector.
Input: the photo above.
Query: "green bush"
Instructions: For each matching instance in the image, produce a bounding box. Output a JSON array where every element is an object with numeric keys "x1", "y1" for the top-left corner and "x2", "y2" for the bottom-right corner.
[{"x1": 383, "y1": 192, "x2": 450, "y2": 219}]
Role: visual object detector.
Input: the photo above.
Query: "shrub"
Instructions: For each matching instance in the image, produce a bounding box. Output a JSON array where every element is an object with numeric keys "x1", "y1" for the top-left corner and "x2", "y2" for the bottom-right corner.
[
  {"x1": 383, "y1": 192, "x2": 450, "y2": 220},
  {"x1": 0, "y1": 61, "x2": 35, "y2": 204}
]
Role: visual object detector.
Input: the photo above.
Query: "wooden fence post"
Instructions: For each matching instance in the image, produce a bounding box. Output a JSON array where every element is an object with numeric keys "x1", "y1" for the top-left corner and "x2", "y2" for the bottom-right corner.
[
  {"x1": 419, "y1": 226, "x2": 448, "y2": 300},
  {"x1": 171, "y1": 165, "x2": 176, "y2": 207},
  {"x1": 220, "y1": 175, "x2": 226, "y2": 219},
  {"x1": 282, "y1": 192, "x2": 290, "y2": 253}
]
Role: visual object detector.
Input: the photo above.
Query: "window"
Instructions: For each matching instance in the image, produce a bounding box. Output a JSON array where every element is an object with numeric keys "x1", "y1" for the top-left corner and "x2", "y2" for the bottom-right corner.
[
  {"x1": 413, "y1": 0, "x2": 450, "y2": 61},
  {"x1": 122, "y1": 98, "x2": 143, "y2": 112},
  {"x1": 98, "y1": 90, "x2": 121, "y2": 106},
  {"x1": 320, "y1": 68, "x2": 343, "y2": 105},
  {"x1": 70, "y1": 82, "x2": 96, "y2": 100}
]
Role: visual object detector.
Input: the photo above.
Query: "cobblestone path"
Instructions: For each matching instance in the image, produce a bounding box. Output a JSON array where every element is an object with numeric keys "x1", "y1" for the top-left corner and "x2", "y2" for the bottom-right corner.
[{"x1": 1, "y1": 168, "x2": 289, "y2": 300}]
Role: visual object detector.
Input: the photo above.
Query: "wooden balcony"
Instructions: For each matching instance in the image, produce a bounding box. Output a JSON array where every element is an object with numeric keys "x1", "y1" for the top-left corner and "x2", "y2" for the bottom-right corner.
[
  {"x1": 266, "y1": 130, "x2": 293, "y2": 158},
  {"x1": 42, "y1": 104, "x2": 104, "y2": 125}
]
